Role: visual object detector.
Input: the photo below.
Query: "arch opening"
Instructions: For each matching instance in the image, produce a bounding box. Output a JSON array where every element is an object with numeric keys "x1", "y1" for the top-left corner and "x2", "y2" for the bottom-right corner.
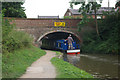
[{"x1": 38, "y1": 31, "x2": 81, "y2": 50}]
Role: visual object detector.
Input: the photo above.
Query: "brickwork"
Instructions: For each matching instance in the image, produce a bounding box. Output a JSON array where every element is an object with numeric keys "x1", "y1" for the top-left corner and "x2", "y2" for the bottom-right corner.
[
  {"x1": 5, "y1": 17, "x2": 81, "y2": 29},
  {"x1": 4, "y1": 17, "x2": 94, "y2": 44}
]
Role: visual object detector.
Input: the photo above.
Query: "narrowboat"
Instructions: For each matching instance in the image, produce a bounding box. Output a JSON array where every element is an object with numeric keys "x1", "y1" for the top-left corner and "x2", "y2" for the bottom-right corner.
[{"x1": 56, "y1": 40, "x2": 80, "y2": 54}]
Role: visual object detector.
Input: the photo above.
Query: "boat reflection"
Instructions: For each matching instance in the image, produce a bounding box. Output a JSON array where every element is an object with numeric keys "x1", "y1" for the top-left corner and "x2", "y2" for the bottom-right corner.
[{"x1": 63, "y1": 53, "x2": 80, "y2": 65}]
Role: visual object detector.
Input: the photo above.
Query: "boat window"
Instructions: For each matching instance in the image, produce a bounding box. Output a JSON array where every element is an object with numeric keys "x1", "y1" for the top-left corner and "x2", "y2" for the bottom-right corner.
[{"x1": 58, "y1": 42, "x2": 62, "y2": 48}]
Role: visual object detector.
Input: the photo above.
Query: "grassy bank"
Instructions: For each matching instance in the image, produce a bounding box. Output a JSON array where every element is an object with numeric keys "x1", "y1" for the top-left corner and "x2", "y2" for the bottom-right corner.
[
  {"x1": 51, "y1": 51, "x2": 93, "y2": 78},
  {"x1": 54, "y1": 51, "x2": 63, "y2": 57},
  {"x1": 0, "y1": 53, "x2": 1, "y2": 78},
  {"x1": 2, "y1": 46, "x2": 46, "y2": 78},
  {"x1": 2, "y1": 18, "x2": 47, "y2": 78}
]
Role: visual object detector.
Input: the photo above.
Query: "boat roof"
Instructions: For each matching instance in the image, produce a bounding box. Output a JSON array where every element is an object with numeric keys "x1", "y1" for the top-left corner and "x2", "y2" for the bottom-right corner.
[{"x1": 56, "y1": 40, "x2": 65, "y2": 42}]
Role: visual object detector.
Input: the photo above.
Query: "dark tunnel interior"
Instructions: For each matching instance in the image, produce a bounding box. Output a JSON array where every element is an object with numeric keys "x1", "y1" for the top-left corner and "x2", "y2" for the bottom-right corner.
[{"x1": 40, "y1": 32, "x2": 80, "y2": 50}]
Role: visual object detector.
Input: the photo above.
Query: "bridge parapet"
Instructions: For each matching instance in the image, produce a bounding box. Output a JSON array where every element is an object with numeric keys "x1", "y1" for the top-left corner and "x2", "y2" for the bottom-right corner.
[
  {"x1": 5, "y1": 17, "x2": 81, "y2": 29},
  {"x1": 4, "y1": 17, "x2": 94, "y2": 45}
]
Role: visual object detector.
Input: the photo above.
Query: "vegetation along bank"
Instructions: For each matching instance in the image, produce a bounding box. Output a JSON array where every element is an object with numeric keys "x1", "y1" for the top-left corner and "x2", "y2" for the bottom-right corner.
[
  {"x1": 51, "y1": 51, "x2": 93, "y2": 78},
  {"x1": 2, "y1": 18, "x2": 46, "y2": 78}
]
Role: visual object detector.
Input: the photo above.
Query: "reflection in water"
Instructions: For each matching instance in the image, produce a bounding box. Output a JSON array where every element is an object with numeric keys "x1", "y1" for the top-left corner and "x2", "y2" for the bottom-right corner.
[
  {"x1": 63, "y1": 53, "x2": 119, "y2": 79},
  {"x1": 67, "y1": 54, "x2": 80, "y2": 65}
]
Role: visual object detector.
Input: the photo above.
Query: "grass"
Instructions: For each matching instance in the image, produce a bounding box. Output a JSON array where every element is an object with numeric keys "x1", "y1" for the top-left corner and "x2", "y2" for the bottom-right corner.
[
  {"x1": 54, "y1": 51, "x2": 63, "y2": 57},
  {"x1": 2, "y1": 46, "x2": 46, "y2": 78},
  {"x1": 51, "y1": 51, "x2": 93, "y2": 78},
  {"x1": 0, "y1": 53, "x2": 2, "y2": 78}
]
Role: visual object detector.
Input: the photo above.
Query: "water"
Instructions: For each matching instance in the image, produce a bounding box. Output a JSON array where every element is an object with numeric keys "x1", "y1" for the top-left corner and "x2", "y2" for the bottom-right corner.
[{"x1": 63, "y1": 53, "x2": 120, "y2": 79}]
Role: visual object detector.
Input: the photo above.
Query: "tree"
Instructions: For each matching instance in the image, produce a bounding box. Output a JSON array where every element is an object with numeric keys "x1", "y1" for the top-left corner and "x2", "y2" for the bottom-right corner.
[
  {"x1": 2, "y1": 1, "x2": 26, "y2": 18},
  {"x1": 70, "y1": 0, "x2": 102, "y2": 36},
  {"x1": 115, "y1": 0, "x2": 120, "y2": 8},
  {"x1": 115, "y1": 0, "x2": 120, "y2": 13}
]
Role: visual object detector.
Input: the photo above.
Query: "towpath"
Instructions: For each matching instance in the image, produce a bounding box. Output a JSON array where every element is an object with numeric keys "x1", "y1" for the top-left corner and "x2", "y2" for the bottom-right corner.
[{"x1": 20, "y1": 50, "x2": 56, "y2": 78}]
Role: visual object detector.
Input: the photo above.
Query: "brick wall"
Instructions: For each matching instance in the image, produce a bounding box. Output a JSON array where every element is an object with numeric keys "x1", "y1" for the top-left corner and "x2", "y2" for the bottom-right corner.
[
  {"x1": 4, "y1": 17, "x2": 81, "y2": 29},
  {"x1": 4, "y1": 17, "x2": 95, "y2": 43}
]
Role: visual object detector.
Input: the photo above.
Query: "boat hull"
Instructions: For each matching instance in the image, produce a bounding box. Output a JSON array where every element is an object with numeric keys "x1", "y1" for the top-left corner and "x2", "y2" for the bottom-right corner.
[{"x1": 67, "y1": 49, "x2": 80, "y2": 54}]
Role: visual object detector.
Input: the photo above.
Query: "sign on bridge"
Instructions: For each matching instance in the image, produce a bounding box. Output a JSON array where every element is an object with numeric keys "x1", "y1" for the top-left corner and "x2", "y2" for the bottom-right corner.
[{"x1": 54, "y1": 22, "x2": 65, "y2": 27}]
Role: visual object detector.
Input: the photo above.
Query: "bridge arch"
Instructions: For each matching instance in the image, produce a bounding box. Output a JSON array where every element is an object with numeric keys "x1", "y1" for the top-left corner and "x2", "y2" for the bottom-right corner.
[
  {"x1": 37, "y1": 30, "x2": 82, "y2": 49},
  {"x1": 37, "y1": 30, "x2": 82, "y2": 43}
]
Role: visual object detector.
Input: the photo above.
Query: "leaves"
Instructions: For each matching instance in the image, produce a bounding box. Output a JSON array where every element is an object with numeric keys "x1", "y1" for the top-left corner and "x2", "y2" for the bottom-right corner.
[
  {"x1": 70, "y1": 0, "x2": 102, "y2": 37},
  {"x1": 2, "y1": 18, "x2": 33, "y2": 53},
  {"x1": 2, "y1": 2, "x2": 26, "y2": 18},
  {"x1": 81, "y1": 12, "x2": 119, "y2": 54}
]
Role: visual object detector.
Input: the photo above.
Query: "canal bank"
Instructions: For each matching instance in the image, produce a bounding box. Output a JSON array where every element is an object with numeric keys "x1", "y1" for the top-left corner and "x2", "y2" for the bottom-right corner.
[
  {"x1": 2, "y1": 46, "x2": 46, "y2": 78},
  {"x1": 51, "y1": 51, "x2": 93, "y2": 78},
  {"x1": 63, "y1": 53, "x2": 120, "y2": 79},
  {"x1": 20, "y1": 50, "x2": 93, "y2": 78},
  {"x1": 20, "y1": 50, "x2": 56, "y2": 78}
]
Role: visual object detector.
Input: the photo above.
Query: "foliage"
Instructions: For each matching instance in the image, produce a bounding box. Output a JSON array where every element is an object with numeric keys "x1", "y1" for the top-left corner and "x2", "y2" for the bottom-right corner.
[
  {"x1": 2, "y1": 15, "x2": 46, "y2": 78},
  {"x1": 51, "y1": 57, "x2": 93, "y2": 78},
  {"x1": 2, "y1": 18, "x2": 33, "y2": 53},
  {"x1": 81, "y1": 12, "x2": 119, "y2": 54},
  {"x1": 64, "y1": 16, "x2": 81, "y2": 19},
  {"x1": 70, "y1": 1, "x2": 119, "y2": 54},
  {"x1": 2, "y1": 46, "x2": 46, "y2": 78},
  {"x1": 115, "y1": 1, "x2": 120, "y2": 8},
  {"x1": 64, "y1": 16, "x2": 74, "y2": 19},
  {"x1": 0, "y1": 54, "x2": 1, "y2": 78},
  {"x1": 70, "y1": 0, "x2": 102, "y2": 36},
  {"x1": 2, "y1": 1, "x2": 26, "y2": 18}
]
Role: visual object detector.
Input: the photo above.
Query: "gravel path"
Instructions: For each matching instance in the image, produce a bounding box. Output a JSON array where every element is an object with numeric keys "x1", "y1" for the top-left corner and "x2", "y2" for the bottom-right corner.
[{"x1": 20, "y1": 50, "x2": 56, "y2": 78}]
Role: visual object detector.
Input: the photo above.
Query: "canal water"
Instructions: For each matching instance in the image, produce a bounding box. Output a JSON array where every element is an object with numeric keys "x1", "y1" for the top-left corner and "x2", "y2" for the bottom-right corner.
[{"x1": 63, "y1": 53, "x2": 120, "y2": 79}]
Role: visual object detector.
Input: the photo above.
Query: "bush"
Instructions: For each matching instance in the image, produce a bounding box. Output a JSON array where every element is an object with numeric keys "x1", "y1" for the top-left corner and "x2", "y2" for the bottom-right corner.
[
  {"x1": 80, "y1": 12, "x2": 119, "y2": 54},
  {"x1": 2, "y1": 18, "x2": 33, "y2": 53}
]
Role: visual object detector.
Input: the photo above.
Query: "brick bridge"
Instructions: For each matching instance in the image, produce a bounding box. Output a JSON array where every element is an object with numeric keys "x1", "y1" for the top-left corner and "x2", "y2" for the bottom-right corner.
[{"x1": 6, "y1": 17, "x2": 94, "y2": 47}]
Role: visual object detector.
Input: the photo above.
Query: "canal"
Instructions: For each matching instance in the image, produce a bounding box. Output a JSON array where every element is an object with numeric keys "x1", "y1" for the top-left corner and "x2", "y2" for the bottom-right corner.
[{"x1": 63, "y1": 53, "x2": 120, "y2": 79}]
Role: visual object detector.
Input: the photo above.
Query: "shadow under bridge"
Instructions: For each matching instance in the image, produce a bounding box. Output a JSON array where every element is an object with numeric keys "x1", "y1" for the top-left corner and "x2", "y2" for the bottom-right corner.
[{"x1": 38, "y1": 31, "x2": 81, "y2": 50}]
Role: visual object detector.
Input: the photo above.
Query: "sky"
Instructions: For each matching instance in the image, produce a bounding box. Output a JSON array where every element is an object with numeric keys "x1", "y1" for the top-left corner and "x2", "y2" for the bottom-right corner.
[{"x1": 22, "y1": 0, "x2": 116, "y2": 18}]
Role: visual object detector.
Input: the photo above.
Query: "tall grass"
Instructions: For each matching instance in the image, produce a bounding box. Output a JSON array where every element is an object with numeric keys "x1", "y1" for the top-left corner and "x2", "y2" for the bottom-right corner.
[
  {"x1": 2, "y1": 18, "x2": 46, "y2": 78},
  {"x1": 2, "y1": 46, "x2": 46, "y2": 78},
  {"x1": 2, "y1": 18, "x2": 33, "y2": 53}
]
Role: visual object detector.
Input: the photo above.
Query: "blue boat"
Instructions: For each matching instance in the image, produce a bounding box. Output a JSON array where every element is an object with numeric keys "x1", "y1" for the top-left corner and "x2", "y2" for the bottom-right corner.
[{"x1": 56, "y1": 40, "x2": 80, "y2": 54}]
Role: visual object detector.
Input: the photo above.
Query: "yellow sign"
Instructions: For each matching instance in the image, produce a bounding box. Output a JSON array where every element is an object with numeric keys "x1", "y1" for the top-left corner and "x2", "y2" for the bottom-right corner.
[{"x1": 54, "y1": 22, "x2": 65, "y2": 27}]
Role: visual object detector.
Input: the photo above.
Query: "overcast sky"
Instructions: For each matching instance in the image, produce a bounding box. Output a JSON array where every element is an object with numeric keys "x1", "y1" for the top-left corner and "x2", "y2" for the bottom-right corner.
[{"x1": 22, "y1": 0, "x2": 116, "y2": 18}]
